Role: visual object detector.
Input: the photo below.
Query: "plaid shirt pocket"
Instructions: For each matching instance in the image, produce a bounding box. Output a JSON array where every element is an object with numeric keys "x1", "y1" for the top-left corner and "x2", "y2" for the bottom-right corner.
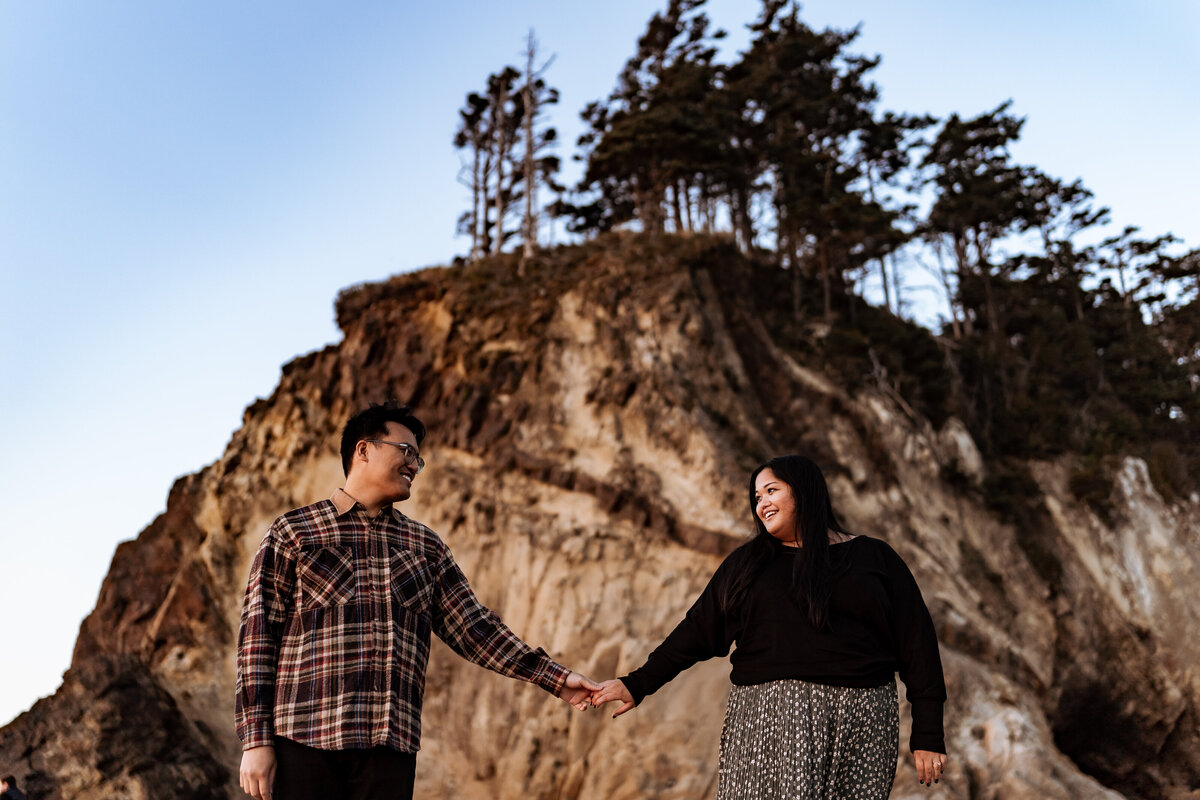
[
  {"x1": 296, "y1": 546, "x2": 356, "y2": 609},
  {"x1": 389, "y1": 547, "x2": 434, "y2": 612}
]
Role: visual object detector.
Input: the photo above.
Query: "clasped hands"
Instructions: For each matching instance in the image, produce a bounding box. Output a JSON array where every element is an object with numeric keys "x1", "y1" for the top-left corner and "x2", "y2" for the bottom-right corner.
[{"x1": 558, "y1": 673, "x2": 634, "y2": 716}]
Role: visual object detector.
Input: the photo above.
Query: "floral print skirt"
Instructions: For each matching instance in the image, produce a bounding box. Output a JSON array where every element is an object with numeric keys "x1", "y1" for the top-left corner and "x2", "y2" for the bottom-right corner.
[{"x1": 717, "y1": 678, "x2": 899, "y2": 800}]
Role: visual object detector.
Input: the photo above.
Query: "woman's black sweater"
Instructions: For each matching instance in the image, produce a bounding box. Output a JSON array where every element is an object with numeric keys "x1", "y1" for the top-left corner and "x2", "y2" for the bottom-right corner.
[{"x1": 620, "y1": 535, "x2": 947, "y2": 753}]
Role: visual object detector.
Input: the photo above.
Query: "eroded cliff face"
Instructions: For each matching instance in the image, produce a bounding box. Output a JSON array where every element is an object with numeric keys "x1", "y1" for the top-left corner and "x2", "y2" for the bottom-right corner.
[{"x1": 2, "y1": 235, "x2": 1197, "y2": 799}]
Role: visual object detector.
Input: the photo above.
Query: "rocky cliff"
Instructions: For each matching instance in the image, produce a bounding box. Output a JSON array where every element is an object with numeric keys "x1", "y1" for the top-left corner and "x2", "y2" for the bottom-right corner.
[{"x1": 2, "y1": 234, "x2": 1197, "y2": 799}]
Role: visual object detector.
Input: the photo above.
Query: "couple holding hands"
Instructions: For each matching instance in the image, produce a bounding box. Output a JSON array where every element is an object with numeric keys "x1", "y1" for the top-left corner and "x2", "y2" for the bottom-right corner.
[{"x1": 236, "y1": 402, "x2": 946, "y2": 800}]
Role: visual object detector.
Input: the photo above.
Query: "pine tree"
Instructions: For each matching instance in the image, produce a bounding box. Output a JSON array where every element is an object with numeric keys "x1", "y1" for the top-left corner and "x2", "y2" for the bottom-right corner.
[
  {"x1": 454, "y1": 92, "x2": 492, "y2": 260},
  {"x1": 572, "y1": 0, "x2": 724, "y2": 234},
  {"x1": 730, "y1": 1, "x2": 891, "y2": 321},
  {"x1": 855, "y1": 111, "x2": 935, "y2": 312},
  {"x1": 920, "y1": 102, "x2": 1052, "y2": 337},
  {"x1": 455, "y1": 52, "x2": 560, "y2": 261}
]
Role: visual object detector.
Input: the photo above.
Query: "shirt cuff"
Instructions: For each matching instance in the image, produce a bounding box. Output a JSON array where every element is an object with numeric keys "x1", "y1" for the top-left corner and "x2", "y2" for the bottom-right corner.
[
  {"x1": 537, "y1": 657, "x2": 571, "y2": 695},
  {"x1": 239, "y1": 721, "x2": 275, "y2": 751}
]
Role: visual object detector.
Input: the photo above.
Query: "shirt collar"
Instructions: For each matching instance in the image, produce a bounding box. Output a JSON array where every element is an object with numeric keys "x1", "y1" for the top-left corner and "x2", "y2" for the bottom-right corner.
[
  {"x1": 331, "y1": 488, "x2": 358, "y2": 515},
  {"x1": 331, "y1": 488, "x2": 398, "y2": 519}
]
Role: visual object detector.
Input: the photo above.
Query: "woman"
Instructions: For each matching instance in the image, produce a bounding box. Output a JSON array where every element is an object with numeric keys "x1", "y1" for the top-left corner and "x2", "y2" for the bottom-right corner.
[{"x1": 590, "y1": 455, "x2": 948, "y2": 797}]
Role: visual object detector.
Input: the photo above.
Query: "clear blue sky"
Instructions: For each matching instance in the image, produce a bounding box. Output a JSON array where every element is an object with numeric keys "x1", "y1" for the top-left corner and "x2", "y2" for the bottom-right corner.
[{"x1": 1, "y1": 0, "x2": 1197, "y2": 727}]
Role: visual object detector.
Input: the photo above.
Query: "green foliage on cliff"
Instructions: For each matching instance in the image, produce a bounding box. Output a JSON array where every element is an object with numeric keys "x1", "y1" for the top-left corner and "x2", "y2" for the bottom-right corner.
[
  {"x1": 668, "y1": 231, "x2": 1198, "y2": 504},
  {"x1": 451, "y1": 0, "x2": 1198, "y2": 503}
]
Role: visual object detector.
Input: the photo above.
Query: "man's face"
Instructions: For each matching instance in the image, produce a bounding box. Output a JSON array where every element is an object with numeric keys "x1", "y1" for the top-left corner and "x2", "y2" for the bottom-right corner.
[{"x1": 357, "y1": 421, "x2": 420, "y2": 503}]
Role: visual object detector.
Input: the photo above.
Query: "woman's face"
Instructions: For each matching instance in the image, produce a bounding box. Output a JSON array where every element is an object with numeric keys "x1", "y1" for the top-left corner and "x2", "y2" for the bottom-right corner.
[{"x1": 754, "y1": 468, "x2": 798, "y2": 546}]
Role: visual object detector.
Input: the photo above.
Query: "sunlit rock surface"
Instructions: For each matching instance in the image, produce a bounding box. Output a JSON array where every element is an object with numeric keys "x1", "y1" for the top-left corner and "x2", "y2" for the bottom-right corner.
[{"x1": 2, "y1": 236, "x2": 1196, "y2": 799}]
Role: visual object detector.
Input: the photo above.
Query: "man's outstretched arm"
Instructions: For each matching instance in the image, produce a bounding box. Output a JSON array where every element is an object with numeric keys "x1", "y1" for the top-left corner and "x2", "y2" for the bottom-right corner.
[{"x1": 432, "y1": 554, "x2": 597, "y2": 708}]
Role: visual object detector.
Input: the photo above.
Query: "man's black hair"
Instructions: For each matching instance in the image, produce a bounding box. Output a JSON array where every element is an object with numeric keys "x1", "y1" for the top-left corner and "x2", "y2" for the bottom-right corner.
[
  {"x1": 1, "y1": 776, "x2": 15, "y2": 788},
  {"x1": 340, "y1": 401, "x2": 426, "y2": 476}
]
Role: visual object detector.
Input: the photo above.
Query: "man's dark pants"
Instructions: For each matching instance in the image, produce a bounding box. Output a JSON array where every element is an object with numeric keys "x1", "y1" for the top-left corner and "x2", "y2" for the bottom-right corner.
[{"x1": 274, "y1": 736, "x2": 416, "y2": 800}]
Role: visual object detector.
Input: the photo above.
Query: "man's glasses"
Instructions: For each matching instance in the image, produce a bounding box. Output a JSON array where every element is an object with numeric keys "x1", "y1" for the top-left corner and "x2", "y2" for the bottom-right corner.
[{"x1": 365, "y1": 440, "x2": 425, "y2": 474}]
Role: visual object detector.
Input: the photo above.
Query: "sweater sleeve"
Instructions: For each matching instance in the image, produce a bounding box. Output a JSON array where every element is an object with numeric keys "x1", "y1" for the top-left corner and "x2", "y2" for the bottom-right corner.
[
  {"x1": 620, "y1": 560, "x2": 735, "y2": 705},
  {"x1": 881, "y1": 542, "x2": 947, "y2": 754}
]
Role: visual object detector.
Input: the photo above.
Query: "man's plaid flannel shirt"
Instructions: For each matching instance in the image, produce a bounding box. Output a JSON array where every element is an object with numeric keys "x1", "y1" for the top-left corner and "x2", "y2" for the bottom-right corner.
[{"x1": 235, "y1": 489, "x2": 569, "y2": 752}]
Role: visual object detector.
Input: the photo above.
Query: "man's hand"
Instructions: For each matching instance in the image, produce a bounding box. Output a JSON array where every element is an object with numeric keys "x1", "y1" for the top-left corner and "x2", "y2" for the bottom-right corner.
[
  {"x1": 913, "y1": 750, "x2": 946, "y2": 786},
  {"x1": 589, "y1": 678, "x2": 635, "y2": 718},
  {"x1": 240, "y1": 745, "x2": 277, "y2": 800},
  {"x1": 558, "y1": 671, "x2": 602, "y2": 711}
]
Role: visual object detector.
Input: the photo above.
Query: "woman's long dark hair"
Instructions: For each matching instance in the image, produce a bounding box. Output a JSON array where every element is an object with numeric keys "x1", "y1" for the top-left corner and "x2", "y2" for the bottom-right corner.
[{"x1": 720, "y1": 455, "x2": 852, "y2": 629}]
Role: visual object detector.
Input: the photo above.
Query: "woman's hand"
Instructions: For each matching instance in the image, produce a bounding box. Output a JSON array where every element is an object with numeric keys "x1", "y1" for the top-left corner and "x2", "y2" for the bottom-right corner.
[
  {"x1": 913, "y1": 750, "x2": 946, "y2": 786},
  {"x1": 589, "y1": 679, "x2": 635, "y2": 717},
  {"x1": 557, "y1": 671, "x2": 602, "y2": 712}
]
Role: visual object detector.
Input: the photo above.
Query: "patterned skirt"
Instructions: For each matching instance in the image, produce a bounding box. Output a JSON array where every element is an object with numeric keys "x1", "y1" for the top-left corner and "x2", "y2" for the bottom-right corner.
[{"x1": 717, "y1": 679, "x2": 898, "y2": 800}]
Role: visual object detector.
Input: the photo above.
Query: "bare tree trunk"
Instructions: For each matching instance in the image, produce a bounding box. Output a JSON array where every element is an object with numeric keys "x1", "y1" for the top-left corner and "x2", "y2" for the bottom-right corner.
[
  {"x1": 638, "y1": 170, "x2": 666, "y2": 234},
  {"x1": 729, "y1": 190, "x2": 744, "y2": 250},
  {"x1": 471, "y1": 145, "x2": 483, "y2": 259},
  {"x1": 952, "y1": 233, "x2": 975, "y2": 336},
  {"x1": 865, "y1": 173, "x2": 891, "y2": 312},
  {"x1": 522, "y1": 31, "x2": 538, "y2": 260},
  {"x1": 480, "y1": 144, "x2": 495, "y2": 254},
  {"x1": 821, "y1": 157, "x2": 834, "y2": 322},
  {"x1": 968, "y1": 227, "x2": 1001, "y2": 340},
  {"x1": 671, "y1": 182, "x2": 684, "y2": 233},
  {"x1": 737, "y1": 188, "x2": 756, "y2": 252},
  {"x1": 493, "y1": 158, "x2": 506, "y2": 255},
  {"x1": 885, "y1": 250, "x2": 901, "y2": 314},
  {"x1": 792, "y1": 258, "x2": 803, "y2": 324},
  {"x1": 493, "y1": 82, "x2": 510, "y2": 256},
  {"x1": 933, "y1": 241, "x2": 963, "y2": 340},
  {"x1": 1117, "y1": 260, "x2": 1130, "y2": 307},
  {"x1": 683, "y1": 180, "x2": 694, "y2": 233},
  {"x1": 879, "y1": 257, "x2": 892, "y2": 311},
  {"x1": 820, "y1": 239, "x2": 833, "y2": 323}
]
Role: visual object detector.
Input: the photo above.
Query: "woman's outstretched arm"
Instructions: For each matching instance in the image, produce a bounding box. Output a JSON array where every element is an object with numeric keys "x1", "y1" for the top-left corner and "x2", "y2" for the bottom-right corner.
[{"x1": 616, "y1": 554, "x2": 741, "y2": 706}]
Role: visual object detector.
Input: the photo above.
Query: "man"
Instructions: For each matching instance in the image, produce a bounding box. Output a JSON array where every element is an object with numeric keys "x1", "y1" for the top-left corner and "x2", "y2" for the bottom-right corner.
[
  {"x1": 0, "y1": 775, "x2": 26, "y2": 800},
  {"x1": 236, "y1": 401, "x2": 597, "y2": 800}
]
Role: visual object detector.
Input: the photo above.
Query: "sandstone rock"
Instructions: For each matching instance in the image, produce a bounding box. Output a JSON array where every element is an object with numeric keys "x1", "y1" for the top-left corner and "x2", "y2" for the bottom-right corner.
[
  {"x1": 2, "y1": 237, "x2": 1196, "y2": 799},
  {"x1": 936, "y1": 417, "x2": 985, "y2": 486}
]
